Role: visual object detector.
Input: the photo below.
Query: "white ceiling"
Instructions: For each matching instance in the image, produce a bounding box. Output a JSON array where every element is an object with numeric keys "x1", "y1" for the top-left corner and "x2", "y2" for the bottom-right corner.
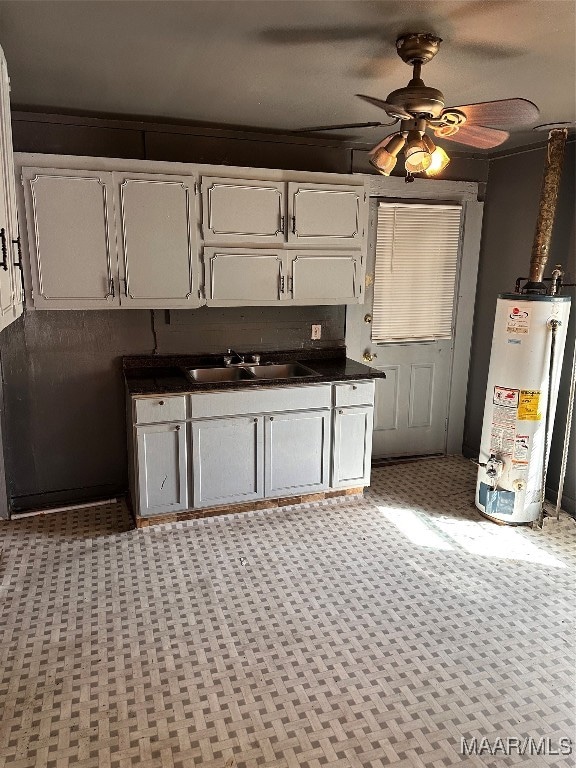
[{"x1": 0, "y1": 0, "x2": 574, "y2": 153}]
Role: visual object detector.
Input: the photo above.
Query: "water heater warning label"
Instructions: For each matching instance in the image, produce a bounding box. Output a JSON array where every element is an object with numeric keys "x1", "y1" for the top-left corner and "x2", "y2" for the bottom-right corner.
[
  {"x1": 506, "y1": 307, "x2": 530, "y2": 334},
  {"x1": 493, "y1": 386, "x2": 519, "y2": 407},
  {"x1": 518, "y1": 390, "x2": 541, "y2": 420},
  {"x1": 513, "y1": 434, "x2": 530, "y2": 463}
]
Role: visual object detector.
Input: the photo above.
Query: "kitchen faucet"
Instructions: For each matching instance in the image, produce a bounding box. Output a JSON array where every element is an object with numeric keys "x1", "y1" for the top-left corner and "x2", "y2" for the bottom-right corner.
[
  {"x1": 223, "y1": 349, "x2": 261, "y2": 366},
  {"x1": 223, "y1": 349, "x2": 245, "y2": 366}
]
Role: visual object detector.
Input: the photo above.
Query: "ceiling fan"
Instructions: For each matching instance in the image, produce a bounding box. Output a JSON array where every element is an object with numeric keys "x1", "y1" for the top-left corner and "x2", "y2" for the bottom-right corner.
[{"x1": 296, "y1": 32, "x2": 539, "y2": 179}]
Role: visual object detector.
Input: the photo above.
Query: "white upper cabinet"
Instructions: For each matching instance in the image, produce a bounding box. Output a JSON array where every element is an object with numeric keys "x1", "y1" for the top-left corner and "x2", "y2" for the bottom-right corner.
[
  {"x1": 0, "y1": 46, "x2": 23, "y2": 332},
  {"x1": 114, "y1": 172, "x2": 201, "y2": 308},
  {"x1": 21, "y1": 167, "x2": 119, "y2": 309},
  {"x1": 287, "y1": 182, "x2": 365, "y2": 248},
  {"x1": 289, "y1": 251, "x2": 360, "y2": 304},
  {"x1": 15, "y1": 154, "x2": 369, "y2": 309},
  {"x1": 204, "y1": 248, "x2": 287, "y2": 306},
  {"x1": 202, "y1": 177, "x2": 285, "y2": 244}
]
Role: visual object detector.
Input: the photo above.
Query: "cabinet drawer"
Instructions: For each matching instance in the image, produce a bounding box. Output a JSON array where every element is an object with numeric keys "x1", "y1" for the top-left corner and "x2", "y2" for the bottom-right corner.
[
  {"x1": 333, "y1": 380, "x2": 375, "y2": 407},
  {"x1": 134, "y1": 396, "x2": 187, "y2": 424},
  {"x1": 190, "y1": 384, "x2": 332, "y2": 418}
]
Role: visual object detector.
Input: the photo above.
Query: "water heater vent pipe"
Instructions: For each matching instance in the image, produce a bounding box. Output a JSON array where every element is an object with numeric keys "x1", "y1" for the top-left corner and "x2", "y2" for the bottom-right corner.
[{"x1": 526, "y1": 128, "x2": 568, "y2": 292}]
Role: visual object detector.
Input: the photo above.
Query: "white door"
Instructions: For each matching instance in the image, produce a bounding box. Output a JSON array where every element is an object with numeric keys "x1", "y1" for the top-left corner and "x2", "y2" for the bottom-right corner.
[
  {"x1": 21, "y1": 167, "x2": 119, "y2": 309},
  {"x1": 0, "y1": 45, "x2": 23, "y2": 331},
  {"x1": 264, "y1": 410, "x2": 331, "y2": 496},
  {"x1": 114, "y1": 172, "x2": 200, "y2": 308},
  {"x1": 204, "y1": 248, "x2": 287, "y2": 306},
  {"x1": 201, "y1": 177, "x2": 285, "y2": 245},
  {"x1": 347, "y1": 200, "x2": 465, "y2": 458},
  {"x1": 136, "y1": 422, "x2": 188, "y2": 517},
  {"x1": 192, "y1": 416, "x2": 264, "y2": 507},
  {"x1": 289, "y1": 252, "x2": 361, "y2": 304},
  {"x1": 287, "y1": 182, "x2": 365, "y2": 248}
]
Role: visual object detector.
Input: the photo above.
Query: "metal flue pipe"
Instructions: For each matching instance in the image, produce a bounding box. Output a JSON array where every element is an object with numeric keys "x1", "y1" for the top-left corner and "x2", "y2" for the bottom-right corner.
[{"x1": 526, "y1": 128, "x2": 568, "y2": 292}]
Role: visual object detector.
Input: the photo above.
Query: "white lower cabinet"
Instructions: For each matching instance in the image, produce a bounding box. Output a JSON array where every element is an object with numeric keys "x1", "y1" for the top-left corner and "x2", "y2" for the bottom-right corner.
[
  {"x1": 332, "y1": 406, "x2": 374, "y2": 488},
  {"x1": 264, "y1": 410, "x2": 331, "y2": 496},
  {"x1": 136, "y1": 422, "x2": 188, "y2": 516},
  {"x1": 192, "y1": 416, "x2": 264, "y2": 507},
  {"x1": 131, "y1": 380, "x2": 375, "y2": 518}
]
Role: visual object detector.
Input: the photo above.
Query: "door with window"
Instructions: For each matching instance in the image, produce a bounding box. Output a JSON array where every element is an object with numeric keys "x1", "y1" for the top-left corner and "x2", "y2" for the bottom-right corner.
[{"x1": 347, "y1": 201, "x2": 464, "y2": 458}]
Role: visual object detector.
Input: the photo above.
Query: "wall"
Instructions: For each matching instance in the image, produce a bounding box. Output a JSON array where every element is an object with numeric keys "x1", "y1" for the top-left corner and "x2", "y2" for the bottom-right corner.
[{"x1": 464, "y1": 141, "x2": 576, "y2": 514}]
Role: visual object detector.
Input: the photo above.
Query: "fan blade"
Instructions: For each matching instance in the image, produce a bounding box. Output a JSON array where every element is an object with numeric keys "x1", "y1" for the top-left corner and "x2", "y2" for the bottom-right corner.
[
  {"x1": 356, "y1": 94, "x2": 412, "y2": 120},
  {"x1": 293, "y1": 121, "x2": 397, "y2": 133},
  {"x1": 443, "y1": 98, "x2": 539, "y2": 127},
  {"x1": 438, "y1": 124, "x2": 509, "y2": 149}
]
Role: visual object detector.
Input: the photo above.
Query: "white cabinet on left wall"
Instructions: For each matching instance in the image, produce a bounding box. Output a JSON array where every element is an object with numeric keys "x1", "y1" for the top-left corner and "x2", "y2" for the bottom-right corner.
[
  {"x1": 19, "y1": 166, "x2": 202, "y2": 309},
  {"x1": 0, "y1": 45, "x2": 23, "y2": 332}
]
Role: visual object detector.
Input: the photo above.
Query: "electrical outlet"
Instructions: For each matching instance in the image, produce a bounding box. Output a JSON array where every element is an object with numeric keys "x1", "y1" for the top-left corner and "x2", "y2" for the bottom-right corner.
[{"x1": 311, "y1": 324, "x2": 322, "y2": 340}]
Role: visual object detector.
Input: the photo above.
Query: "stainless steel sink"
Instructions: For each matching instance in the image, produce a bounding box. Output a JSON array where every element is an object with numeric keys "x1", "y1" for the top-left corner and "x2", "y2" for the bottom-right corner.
[
  {"x1": 245, "y1": 363, "x2": 318, "y2": 379},
  {"x1": 186, "y1": 367, "x2": 253, "y2": 383}
]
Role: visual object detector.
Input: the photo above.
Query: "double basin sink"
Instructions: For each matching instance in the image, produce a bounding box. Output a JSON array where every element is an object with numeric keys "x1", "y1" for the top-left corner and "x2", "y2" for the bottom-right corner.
[{"x1": 186, "y1": 362, "x2": 318, "y2": 384}]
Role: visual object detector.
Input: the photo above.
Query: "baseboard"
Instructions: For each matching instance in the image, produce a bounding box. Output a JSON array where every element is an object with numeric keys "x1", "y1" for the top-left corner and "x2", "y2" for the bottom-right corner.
[{"x1": 11, "y1": 483, "x2": 125, "y2": 513}]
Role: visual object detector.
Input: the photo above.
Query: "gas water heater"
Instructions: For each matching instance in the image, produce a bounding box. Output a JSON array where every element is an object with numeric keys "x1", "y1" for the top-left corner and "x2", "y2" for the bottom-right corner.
[
  {"x1": 475, "y1": 294, "x2": 570, "y2": 523},
  {"x1": 475, "y1": 128, "x2": 573, "y2": 524}
]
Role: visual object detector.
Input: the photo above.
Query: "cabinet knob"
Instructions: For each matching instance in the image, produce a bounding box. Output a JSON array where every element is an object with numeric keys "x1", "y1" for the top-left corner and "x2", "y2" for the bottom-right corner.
[
  {"x1": 158, "y1": 400, "x2": 165, "y2": 406},
  {"x1": 254, "y1": 418, "x2": 258, "y2": 423},
  {"x1": 175, "y1": 425, "x2": 180, "y2": 431},
  {"x1": 363, "y1": 351, "x2": 377, "y2": 363},
  {"x1": 339, "y1": 409, "x2": 343, "y2": 415},
  {"x1": 352, "y1": 385, "x2": 357, "y2": 390},
  {"x1": 270, "y1": 417, "x2": 274, "y2": 421}
]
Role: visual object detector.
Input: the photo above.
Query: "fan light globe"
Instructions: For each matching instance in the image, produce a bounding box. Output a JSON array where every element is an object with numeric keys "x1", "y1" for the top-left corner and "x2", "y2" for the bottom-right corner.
[
  {"x1": 369, "y1": 134, "x2": 406, "y2": 176},
  {"x1": 404, "y1": 130, "x2": 432, "y2": 172},
  {"x1": 405, "y1": 145, "x2": 432, "y2": 173},
  {"x1": 425, "y1": 146, "x2": 451, "y2": 176}
]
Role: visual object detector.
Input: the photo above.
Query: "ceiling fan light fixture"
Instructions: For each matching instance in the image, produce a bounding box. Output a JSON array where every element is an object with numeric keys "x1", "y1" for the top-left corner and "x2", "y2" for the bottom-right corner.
[
  {"x1": 369, "y1": 133, "x2": 406, "y2": 176},
  {"x1": 425, "y1": 145, "x2": 451, "y2": 176},
  {"x1": 404, "y1": 130, "x2": 432, "y2": 172}
]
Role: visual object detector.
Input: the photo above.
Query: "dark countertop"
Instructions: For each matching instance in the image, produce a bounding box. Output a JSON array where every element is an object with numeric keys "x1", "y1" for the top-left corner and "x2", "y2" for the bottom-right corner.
[{"x1": 124, "y1": 347, "x2": 385, "y2": 396}]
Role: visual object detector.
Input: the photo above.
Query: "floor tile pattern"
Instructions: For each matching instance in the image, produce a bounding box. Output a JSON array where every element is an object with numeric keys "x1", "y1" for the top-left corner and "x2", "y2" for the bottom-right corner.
[{"x1": 0, "y1": 457, "x2": 574, "y2": 767}]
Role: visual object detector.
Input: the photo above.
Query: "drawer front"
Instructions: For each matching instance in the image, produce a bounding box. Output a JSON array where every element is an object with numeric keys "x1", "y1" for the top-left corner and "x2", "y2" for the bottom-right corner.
[
  {"x1": 190, "y1": 384, "x2": 332, "y2": 418},
  {"x1": 333, "y1": 380, "x2": 375, "y2": 407},
  {"x1": 134, "y1": 396, "x2": 187, "y2": 424}
]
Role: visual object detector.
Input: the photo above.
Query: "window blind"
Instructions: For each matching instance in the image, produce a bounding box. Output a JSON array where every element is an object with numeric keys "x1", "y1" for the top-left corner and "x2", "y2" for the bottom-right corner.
[{"x1": 372, "y1": 202, "x2": 462, "y2": 342}]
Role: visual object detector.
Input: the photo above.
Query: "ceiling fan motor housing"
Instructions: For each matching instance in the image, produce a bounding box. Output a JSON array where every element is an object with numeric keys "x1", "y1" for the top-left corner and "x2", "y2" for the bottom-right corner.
[{"x1": 386, "y1": 82, "x2": 445, "y2": 119}]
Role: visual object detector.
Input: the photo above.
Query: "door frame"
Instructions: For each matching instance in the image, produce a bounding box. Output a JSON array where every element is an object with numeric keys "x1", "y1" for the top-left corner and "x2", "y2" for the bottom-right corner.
[{"x1": 346, "y1": 175, "x2": 483, "y2": 455}]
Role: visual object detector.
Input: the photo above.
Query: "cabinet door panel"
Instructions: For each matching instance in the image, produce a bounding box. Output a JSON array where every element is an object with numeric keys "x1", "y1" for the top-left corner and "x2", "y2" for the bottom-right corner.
[
  {"x1": 192, "y1": 416, "x2": 264, "y2": 507},
  {"x1": 332, "y1": 406, "x2": 373, "y2": 488},
  {"x1": 291, "y1": 252, "x2": 359, "y2": 304},
  {"x1": 136, "y1": 423, "x2": 188, "y2": 516},
  {"x1": 202, "y1": 177, "x2": 285, "y2": 244},
  {"x1": 22, "y1": 167, "x2": 118, "y2": 309},
  {"x1": 116, "y1": 173, "x2": 200, "y2": 308},
  {"x1": 205, "y1": 248, "x2": 286, "y2": 306},
  {"x1": 265, "y1": 410, "x2": 330, "y2": 496},
  {"x1": 0, "y1": 49, "x2": 22, "y2": 331},
  {"x1": 288, "y1": 182, "x2": 364, "y2": 247}
]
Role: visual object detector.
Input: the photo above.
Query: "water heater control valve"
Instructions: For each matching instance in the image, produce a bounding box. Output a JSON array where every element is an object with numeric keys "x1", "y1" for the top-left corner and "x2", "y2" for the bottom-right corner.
[{"x1": 485, "y1": 454, "x2": 504, "y2": 487}]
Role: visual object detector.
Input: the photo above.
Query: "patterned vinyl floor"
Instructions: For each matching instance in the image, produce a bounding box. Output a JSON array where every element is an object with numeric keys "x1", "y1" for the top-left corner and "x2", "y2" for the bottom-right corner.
[{"x1": 0, "y1": 456, "x2": 574, "y2": 768}]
